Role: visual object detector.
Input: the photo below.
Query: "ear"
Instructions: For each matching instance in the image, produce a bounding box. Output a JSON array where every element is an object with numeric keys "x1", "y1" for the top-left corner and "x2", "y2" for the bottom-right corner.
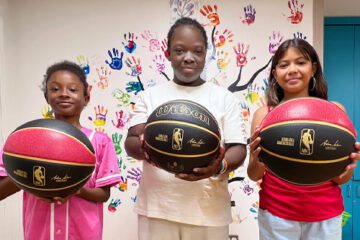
[
  {"x1": 166, "y1": 52, "x2": 171, "y2": 61},
  {"x1": 272, "y1": 69, "x2": 277, "y2": 80},
  {"x1": 84, "y1": 95, "x2": 90, "y2": 106},
  {"x1": 312, "y1": 62, "x2": 318, "y2": 76}
]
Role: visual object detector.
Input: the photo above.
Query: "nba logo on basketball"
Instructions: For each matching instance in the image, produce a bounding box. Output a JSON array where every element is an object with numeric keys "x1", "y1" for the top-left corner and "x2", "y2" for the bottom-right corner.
[
  {"x1": 172, "y1": 128, "x2": 184, "y2": 151},
  {"x1": 33, "y1": 166, "x2": 46, "y2": 186},
  {"x1": 300, "y1": 129, "x2": 315, "y2": 155}
]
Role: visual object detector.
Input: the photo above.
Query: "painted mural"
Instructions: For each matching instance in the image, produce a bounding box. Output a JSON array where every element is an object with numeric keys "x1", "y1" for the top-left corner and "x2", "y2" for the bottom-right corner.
[{"x1": 37, "y1": 0, "x2": 319, "y2": 239}]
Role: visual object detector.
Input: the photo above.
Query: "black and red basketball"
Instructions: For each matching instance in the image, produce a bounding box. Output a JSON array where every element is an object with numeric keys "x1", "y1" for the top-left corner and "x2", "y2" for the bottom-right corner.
[
  {"x1": 3, "y1": 119, "x2": 95, "y2": 198},
  {"x1": 144, "y1": 99, "x2": 221, "y2": 173},
  {"x1": 259, "y1": 97, "x2": 357, "y2": 185}
]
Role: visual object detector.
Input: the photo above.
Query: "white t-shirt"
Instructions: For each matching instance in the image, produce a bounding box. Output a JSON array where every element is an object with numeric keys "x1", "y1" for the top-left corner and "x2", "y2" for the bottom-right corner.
[{"x1": 129, "y1": 81, "x2": 247, "y2": 226}]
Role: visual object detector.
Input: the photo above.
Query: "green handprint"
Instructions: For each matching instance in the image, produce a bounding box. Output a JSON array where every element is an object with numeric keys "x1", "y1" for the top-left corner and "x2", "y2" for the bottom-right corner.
[{"x1": 112, "y1": 133, "x2": 123, "y2": 155}]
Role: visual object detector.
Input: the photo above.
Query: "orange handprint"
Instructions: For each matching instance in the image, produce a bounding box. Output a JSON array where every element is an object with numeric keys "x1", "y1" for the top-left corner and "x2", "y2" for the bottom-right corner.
[
  {"x1": 214, "y1": 29, "x2": 233, "y2": 48},
  {"x1": 95, "y1": 66, "x2": 111, "y2": 89},
  {"x1": 200, "y1": 4, "x2": 220, "y2": 26}
]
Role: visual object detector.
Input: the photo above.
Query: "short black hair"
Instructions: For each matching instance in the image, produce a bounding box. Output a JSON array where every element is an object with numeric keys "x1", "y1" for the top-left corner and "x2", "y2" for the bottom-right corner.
[
  {"x1": 41, "y1": 60, "x2": 88, "y2": 97},
  {"x1": 167, "y1": 17, "x2": 208, "y2": 56}
]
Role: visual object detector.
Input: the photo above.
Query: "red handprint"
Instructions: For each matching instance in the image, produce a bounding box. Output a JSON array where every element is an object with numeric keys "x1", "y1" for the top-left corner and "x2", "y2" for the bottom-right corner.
[
  {"x1": 200, "y1": 4, "x2": 220, "y2": 26},
  {"x1": 125, "y1": 56, "x2": 142, "y2": 77},
  {"x1": 161, "y1": 38, "x2": 169, "y2": 58},
  {"x1": 112, "y1": 110, "x2": 130, "y2": 129},
  {"x1": 287, "y1": 0, "x2": 304, "y2": 24},
  {"x1": 233, "y1": 43, "x2": 250, "y2": 67}
]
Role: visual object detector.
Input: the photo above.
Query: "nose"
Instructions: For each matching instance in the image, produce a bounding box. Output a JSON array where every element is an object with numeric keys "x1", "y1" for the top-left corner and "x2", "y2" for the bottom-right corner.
[
  {"x1": 184, "y1": 51, "x2": 195, "y2": 63},
  {"x1": 288, "y1": 63, "x2": 298, "y2": 74},
  {"x1": 59, "y1": 88, "x2": 70, "y2": 98}
]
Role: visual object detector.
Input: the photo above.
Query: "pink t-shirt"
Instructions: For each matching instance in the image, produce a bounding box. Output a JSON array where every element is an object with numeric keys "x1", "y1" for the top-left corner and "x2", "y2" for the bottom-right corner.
[{"x1": 0, "y1": 128, "x2": 121, "y2": 240}]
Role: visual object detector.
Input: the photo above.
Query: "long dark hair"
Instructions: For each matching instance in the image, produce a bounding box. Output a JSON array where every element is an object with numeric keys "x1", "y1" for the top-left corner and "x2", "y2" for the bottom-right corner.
[{"x1": 266, "y1": 39, "x2": 327, "y2": 107}]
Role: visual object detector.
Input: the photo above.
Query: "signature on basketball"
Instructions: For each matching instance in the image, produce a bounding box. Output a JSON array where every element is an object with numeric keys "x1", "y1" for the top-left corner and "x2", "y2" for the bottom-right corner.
[
  {"x1": 52, "y1": 174, "x2": 72, "y2": 183},
  {"x1": 188, "y1": 138, "x2": 205, "y2": 147},
  {"x1": 156, "y1": 103, "x2": 210, "y2": 125},
  {"x1": 320, "y1": 140, "x2": 341, "y2": 150}
]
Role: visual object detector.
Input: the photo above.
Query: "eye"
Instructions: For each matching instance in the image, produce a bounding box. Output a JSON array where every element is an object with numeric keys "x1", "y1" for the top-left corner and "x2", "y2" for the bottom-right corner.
[
  {"x1": 277, "y1": 63, "x2": 288, "y2": 69},
  {"x1": 49, "y1": 86, "x2": 59, "y2": 92},
  {"x1": 173, "y1": 48, "x2": 183, "y2": 54}
]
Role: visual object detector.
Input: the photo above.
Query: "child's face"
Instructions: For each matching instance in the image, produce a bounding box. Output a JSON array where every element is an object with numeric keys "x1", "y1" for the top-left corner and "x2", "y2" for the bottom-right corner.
[
  {"x1": 45, "y1": 70, "x2": 89, "y2": 120},
  {"x1": 167, "y1": 25, "x2": 206, "y2": 86},
  {"x1": 273, "y1": 47, "x2": 317, "y2": 98}
]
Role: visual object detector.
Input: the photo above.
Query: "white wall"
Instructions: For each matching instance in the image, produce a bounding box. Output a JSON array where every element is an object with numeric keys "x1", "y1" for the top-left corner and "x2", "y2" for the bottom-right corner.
[{"x1": 0, "y1": 0, "x2": 320, "y2": 239}]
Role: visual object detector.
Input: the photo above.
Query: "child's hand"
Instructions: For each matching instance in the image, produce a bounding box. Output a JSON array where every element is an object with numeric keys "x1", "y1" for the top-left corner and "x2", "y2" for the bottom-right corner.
[
  {"x1": 250, "y1": 127, "x2": 265, "y2": 169},
  {"x1": 175, "y1": 147, "x2": 225, "y2": 181},
  {"x1": 332, "y1": 142, "x2": 360, "y2": 184},
  {"x1": 37, "y1": 190, "x2": 80, "y2": 204}
]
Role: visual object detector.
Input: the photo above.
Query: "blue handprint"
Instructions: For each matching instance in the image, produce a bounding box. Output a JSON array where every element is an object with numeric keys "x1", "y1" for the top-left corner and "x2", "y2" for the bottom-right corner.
[
  {"x1": 105, "y1": 48, "x2": 124, "y2": 70},
  {"x1": 126, "y1": 81, "x2": 143, "y2": 95}
]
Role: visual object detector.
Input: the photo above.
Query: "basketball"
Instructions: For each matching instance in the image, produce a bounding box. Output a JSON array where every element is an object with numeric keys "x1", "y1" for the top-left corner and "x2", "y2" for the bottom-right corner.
[
  {"x1": 259, "y1": 97, "x2": 356, "y2": 185},
  {"x1": 3, "y1": 119, "x2": 96, "y2": 198},
  {"x1": 144, "y1": 99, "x2": 221, "y2": 173}
]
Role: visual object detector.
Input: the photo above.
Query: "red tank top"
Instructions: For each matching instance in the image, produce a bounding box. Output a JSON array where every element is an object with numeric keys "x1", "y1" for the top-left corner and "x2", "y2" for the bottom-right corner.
[{"x1": 259, "y1": 106, "x2": 344, "y2": 222}]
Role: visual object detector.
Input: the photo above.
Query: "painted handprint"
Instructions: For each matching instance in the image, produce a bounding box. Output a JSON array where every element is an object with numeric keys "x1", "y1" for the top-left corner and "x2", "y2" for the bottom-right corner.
[
  {"x1": 88, "y1": 105, "x2": 108, "y2": 127},
  {"x1": 287, "y1": 0, "x2": 304, "y2": 24},
  {"x1": 112, "y1": 110, "x2": 130, "y2": 129},
  {"x1": 214, "y1": 29, "x2": 233, "y2": 48},
  {"x1": 122, "y1": 32, "x2": 138, "y2": 54},
  {"x1": 118, "y1": 176, "x2": 127, "y2": 192},
  {"x1": 108, "y1": 198, "x2": 122, "y2": 212},
  {"x1": 76, "y1": 54, "x2": 90, "y2": 75},
  {"x1": 105, "y1": 48, "x2": 124, "y2": 70},
  {"x1": 112, "y1": 89, "x2": 131, "y2": 107},
  {"x1": 95, "y1": 66, "x2": 111, "y2": 89},
  {"x1": 245, "y1": 84, "x2": 260, "y2": 104},
  {"x1": 125, "y1": 56, "x2": 142, "y2": 77},
  {"x1": 240, "y1": 102, "x2": 250, "y2": 122},
  {"x1": 112, "y1": 133, "x2": 123, "y2": 155},
  {"x1": 141, "y1": 30, "x2": 160, "y2": 52},
  {"x1": 293, "y1": 31, "x2": 307, "y2": 40},
  {"x1": 241, "y1": 4, "x2": 256, "y2": 25},
  {"x1": 171, "y1": 0, "x2": 196, "y2": 18},
  {"x1": 161, "y1": 38, "x2": 169, "y2": 58},
  {"x1": 127, "y1": 167, "x2": 143, "y2": 185},
  {"x1": 152, "y1": 54, "x2": 166, "y2": 74},
  {"x1": 200, "y1": 4, "x2": 220, "y2": 26},
  {"x1": 268, "y1": 31, "x2": 284, "y2": 54},
  {"x1": 41, "y1": 104, "x2": 54, "y2": 119},
  {"x1": 94, "y1": 127, "x2": 105, "y2": 133},
  {"x1": 233, "y1": 43, "x2": 250, "y2": 67},
  {"x1": 216, "y1": 51, "x2": 230, "y2": 70},
  {"x1": 117, "y1": 157, "x2": 126, "y2": 172},
  {"x1": 126, "y1": 81, "x2": 143, "y2": 95}
]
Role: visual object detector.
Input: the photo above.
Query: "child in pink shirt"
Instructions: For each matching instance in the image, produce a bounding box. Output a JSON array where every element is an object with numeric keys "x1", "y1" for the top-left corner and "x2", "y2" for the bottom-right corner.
[{"x1": 0, "y1": 61, "x2": 121, "y2": 240}]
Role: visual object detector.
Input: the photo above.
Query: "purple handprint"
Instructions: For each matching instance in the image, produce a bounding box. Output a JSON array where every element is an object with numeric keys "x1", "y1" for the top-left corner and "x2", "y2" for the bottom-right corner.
[
  {"x1": 105, "y1": 48, "x2": 124, "y2": 70},
  {"x1": 268, "y1": 31, "x2": 284, "y2": 55},
  {"x1": 127, "y1": 167, "x2": 142, "y2": 185},
  {"x1": 242, "y1": 4, "x2": 256, "y2": 25}
]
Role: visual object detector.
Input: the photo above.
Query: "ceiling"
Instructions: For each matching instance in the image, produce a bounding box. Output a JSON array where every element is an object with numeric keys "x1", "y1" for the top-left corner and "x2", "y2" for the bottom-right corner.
[{"x1": 324, "y1": 0, "x2": 360, "y2": 16}]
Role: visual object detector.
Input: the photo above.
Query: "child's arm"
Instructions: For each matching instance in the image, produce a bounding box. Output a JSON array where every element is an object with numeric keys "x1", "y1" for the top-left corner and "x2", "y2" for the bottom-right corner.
[
  {"x1": 0, "y1": 177, "x2": 20, "y2": 200},
  {"x1": 125, "y1": 124, "x2": 147, "y2": 160},
  {"x1": 247, "y1": 107, "x2": 267, "y2": 181}
]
